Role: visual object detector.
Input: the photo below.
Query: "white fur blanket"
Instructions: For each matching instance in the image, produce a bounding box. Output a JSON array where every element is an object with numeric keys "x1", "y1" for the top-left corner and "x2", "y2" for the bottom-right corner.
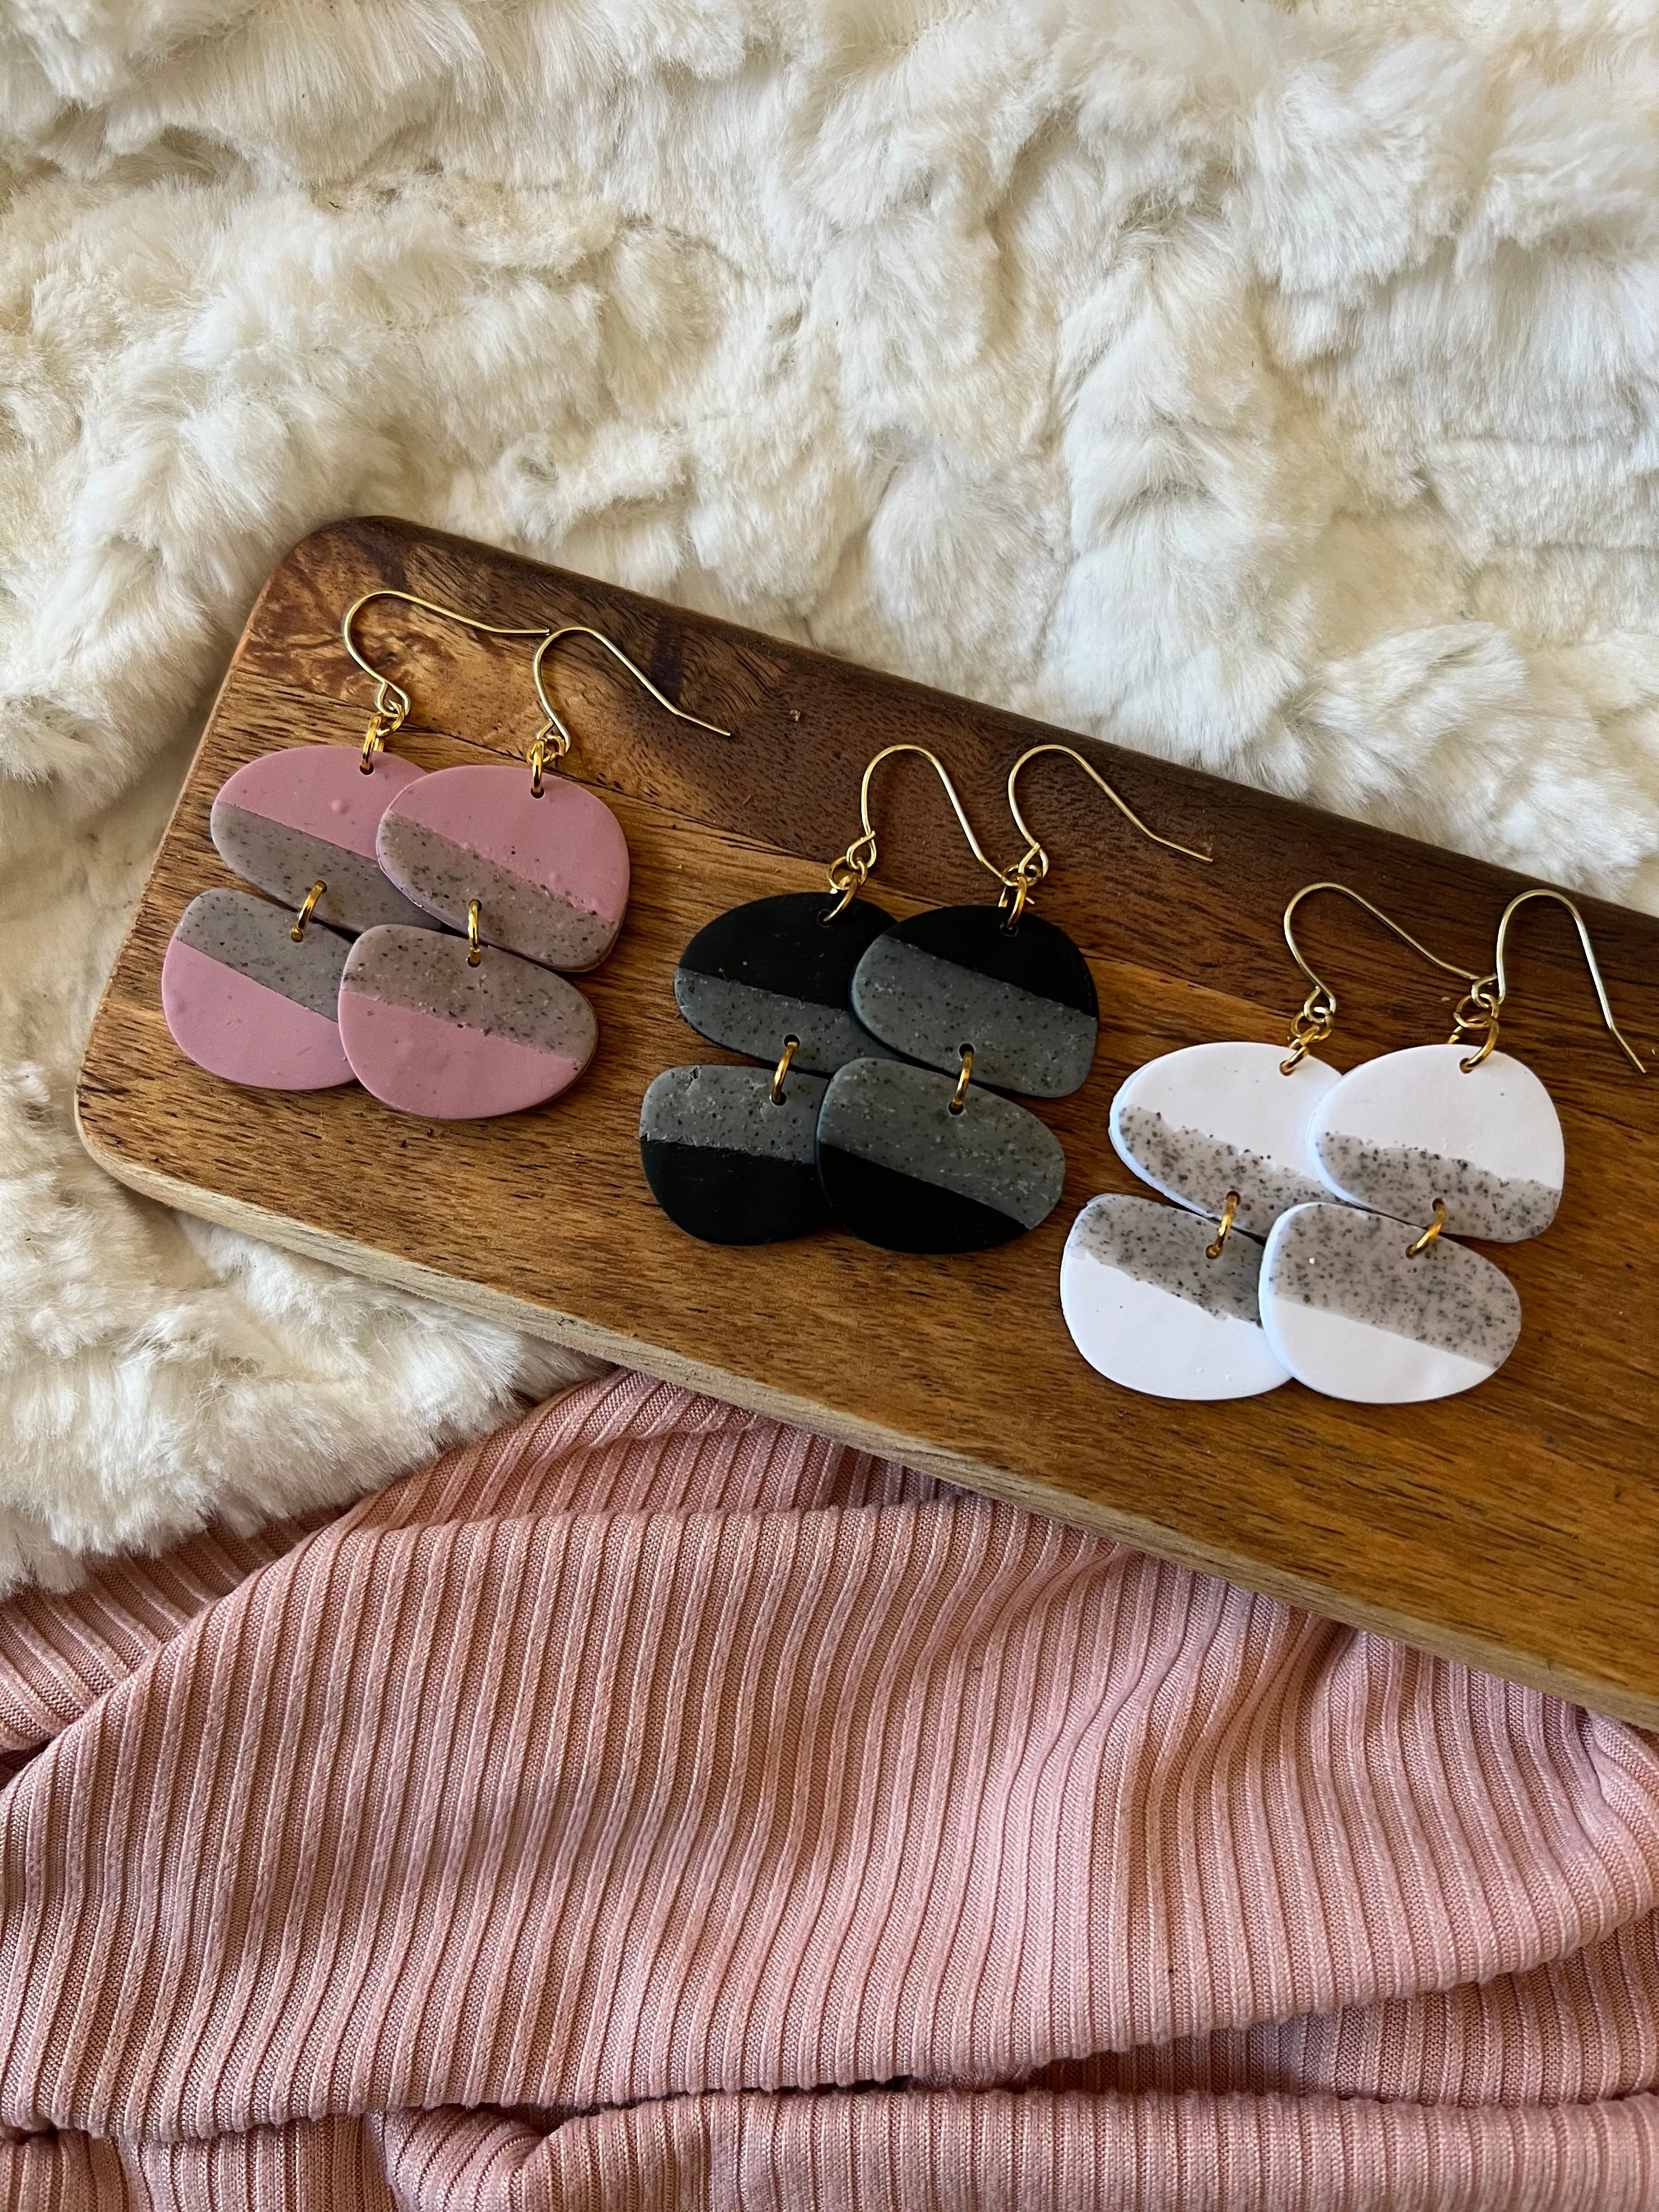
[{"x1": 2, "y1": 1, "x2": 1656, "y2": 1589}]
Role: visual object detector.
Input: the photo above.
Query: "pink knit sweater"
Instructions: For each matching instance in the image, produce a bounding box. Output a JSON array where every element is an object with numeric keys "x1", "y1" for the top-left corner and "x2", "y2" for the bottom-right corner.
[{"x1": 2, "y1": 1372, "x2": 1656, "y2": 2208}]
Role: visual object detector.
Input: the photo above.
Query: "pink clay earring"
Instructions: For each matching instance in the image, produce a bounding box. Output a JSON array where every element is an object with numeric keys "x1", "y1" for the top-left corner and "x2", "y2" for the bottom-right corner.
[
  {"x1": 339, "y1": 600, "x2": 730, "y2": 1120},
  {"x1": 159, "y1": 597, "x2": 471, "y2": 1093}
]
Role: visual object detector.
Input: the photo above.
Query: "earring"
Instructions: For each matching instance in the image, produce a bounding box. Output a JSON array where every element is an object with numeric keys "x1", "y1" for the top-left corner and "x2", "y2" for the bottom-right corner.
[
  {"x1": 1062, "y1": 886, "x2": 1477, "y2": 1403},
  {"x1": 338, "y1": 600, "x2": 727, "y2": 1120},
  {"x1": 374, "y1": 618, "x2": 724, "y2": 973},
  {"x1": 160, "y1": 598, "x2": 449, "y2": 1091},
  {"x1": 638, "y1": 745, "x2": 949, "y2": 1245},
  {"x1": 821, "y1": 743, "x2": 1209, "y2": 1255},
  {"x1": 1260, "y1": 887, "x2": 1645, "y2": 1405}
]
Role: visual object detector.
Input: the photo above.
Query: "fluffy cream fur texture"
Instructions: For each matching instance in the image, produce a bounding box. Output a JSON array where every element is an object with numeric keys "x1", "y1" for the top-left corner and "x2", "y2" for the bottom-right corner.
[{"x1": 1, "y1": 1, "x2": 1655, "y2": 1586}]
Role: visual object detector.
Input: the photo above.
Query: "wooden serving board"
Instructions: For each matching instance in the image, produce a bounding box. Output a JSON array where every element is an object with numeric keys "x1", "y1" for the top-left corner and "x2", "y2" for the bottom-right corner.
[{"x1": 78, "y1": 519, "x2": 1659, "y2": 1724}]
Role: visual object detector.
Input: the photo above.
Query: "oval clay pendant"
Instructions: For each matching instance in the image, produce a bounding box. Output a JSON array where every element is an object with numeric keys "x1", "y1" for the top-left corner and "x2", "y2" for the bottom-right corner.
[
  {"x1": 640, "y1": 1063, "x2": 834, "y2": 1245},
  {"x1": 1109, "y1": 1041, "x2": 1337, "y2": 1238},
  {"x1": 674, "y1": 890, "x2": 897, "y2": 1075},
  {"x1": 1308, "y1": 1043, "x2": 1563, "y2": 1242},
  {"x1": 815, "y1": 1058, "x2": 1066, "y2": 1252},
  {"x1": 210, "y1": 748, "x2": 436, "y2": 936},
  {"x1": 1060, "y1": 1194, "x2": 1288, "y2": 1401},
  {"x1": 1258, "y1": 1201, "x2": 1522, "y2": 1404},
  {"x1": 338, "y1": 926, "x2": 597, "y2": 1120},
  {"x1": 850, "y1": 905, "x2": 1098, "y2": 1098},
  {"x1": 161, "y1": 888, "x2": 353, "y2": 1091},
  {"x1": 377, "y1": 765, "x2": 629, "y2": 973}
]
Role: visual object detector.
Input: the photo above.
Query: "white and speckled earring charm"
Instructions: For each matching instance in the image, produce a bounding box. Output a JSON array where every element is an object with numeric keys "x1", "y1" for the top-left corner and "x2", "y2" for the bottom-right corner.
[
  {"x1": 1259, "y1": 884, "x2": 1647, "y2": 1405},
  {"x1": 1061, "y1": 1189, "x2": 1290, "y2": 1401},
  {"x1": 1065, "y1": 893, "x2": 1341, "y2": 1401}
]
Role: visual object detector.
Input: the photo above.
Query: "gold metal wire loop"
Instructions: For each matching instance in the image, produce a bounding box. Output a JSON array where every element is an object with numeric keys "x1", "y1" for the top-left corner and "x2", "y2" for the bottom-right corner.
[
  {"x1": 1003, "y1": 743, "x2": 1212, "y2": 917},
  {"x1": 998, "y1": 870, "x2": 1034, "y2": 928},
  {"x1": 1279, "y1": 996, "x2": 1336, "y2": 1075},
  {"x1": 342, "y1": 590, "x2": 552, "y2": 755},
  {"x1": 531, "y1": 625, "x2": 729, "y2": 794},
  {"x1": 466, "y1": 899, "x2": 482, "y2": 967},
  {"x1": 359, "y1": 694, "x2": 407, "y2": 773},
  {"x1": 1457, "y1": 888, "x2": 1645, "y2": 1076},
  {"x1": 1449, "y1": 983, "x2": 1502, "y2": 1068},
  {"x1": 949, "y1": 1045, "x2": 974, "y2": 1114},
  {"x1": 342, "y1": 591, "x2": 731, "y2": 794},
  {"x1": 1279, "y1": 883, "x2": 1485, "y2": 1072},
  {"x1": 822, "y1": 745, "x2": 1009, "y2": 914},
  {"x1": 1406, "y1": 1199, "x2": 1448, "y2": 1257},
  {"x1": 291, "y1": 881, "x2": 325, "y2": 941},
  {"x1": 770, "y1": 1035, "x2": 800, "y2": 1105},
  {"x1": 1205, "y1": 1191, "x2": 1241, "y2": 1261}
]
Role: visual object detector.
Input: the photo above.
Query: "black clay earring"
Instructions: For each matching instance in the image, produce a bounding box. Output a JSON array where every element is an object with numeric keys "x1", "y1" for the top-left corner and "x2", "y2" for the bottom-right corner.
[
  {"x1": 639, "y1": 744, "x2": 986, "y2": 1245},
  {"x1": 820, "y1": 742, "x2": 1211, "y2": 1254}
]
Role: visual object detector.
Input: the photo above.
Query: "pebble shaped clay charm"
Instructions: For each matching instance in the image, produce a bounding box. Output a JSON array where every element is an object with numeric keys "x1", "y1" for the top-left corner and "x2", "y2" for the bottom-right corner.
[
  {"x1": 1060, "y1": 1194, "x2": 1289, "y2": 1401},
  {"x1": 851, "y1": 905, "x2": 1098, "y2": 1097},
  {"x1": 376, "y1": 765, "x2": 629, "y2": 973},
  {"x1": 815, "y1": 1058, "x2": 1066, "y2": 1252},
  {"x1": 674, "y1": 891, "x2": 898, "y2": 1075},
  {"x1": 161, "y1": 888, "x2": 353, "y2": 1090},
  {"x1": 1308, "y1": 1043, "x2": 1564, "y2": 1243},
  {"x1": 1109, "y1": 1041, "x2": 1338, "y2": 1238},
  {"x1": 210, "y1": 749, "x2": 437, "y2": 936},
  {"x1": 640, "y1": 1064, "x2": 834, "y2": 1244},
  {"x1": 338, "y1": 926, "x2": 597, "y2": 1120},
  {"x1": 1259, "y1": 1201, "x2": 1522, "y2": 1403}
]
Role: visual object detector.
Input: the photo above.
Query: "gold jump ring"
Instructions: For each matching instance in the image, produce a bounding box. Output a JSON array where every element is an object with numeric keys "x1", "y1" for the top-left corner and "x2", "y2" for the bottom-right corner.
[
  {"x1": 1406, "y1": 1199, "x2": 1448, "y2": 1257},
  {"x1": 949, "y1": 1045, "x2": 974, "y2": 1114},
  {"x1": 1206, "y1": 1191, "x2": 1241, "y2": 1260},
  {"x1": 291, "y1": 881, "x2": 325, "y2": 941},
  {"x1": 770, "y1": 1035, "x2": 800, "y2": 1104},
  {"x1": 467, "y1": 899, "x2": 482, "y2": 966}
]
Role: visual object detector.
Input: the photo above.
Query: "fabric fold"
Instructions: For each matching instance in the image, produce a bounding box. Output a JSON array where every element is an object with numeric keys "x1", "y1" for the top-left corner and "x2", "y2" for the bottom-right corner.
[{"x1": 2, "y1": 1371, "x2": 1657, "y2": 2207}]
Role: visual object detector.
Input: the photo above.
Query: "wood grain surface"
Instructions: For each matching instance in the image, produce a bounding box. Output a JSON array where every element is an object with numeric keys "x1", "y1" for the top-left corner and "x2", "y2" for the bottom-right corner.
[{"x1": 77, "y1": 518, "x2": 1659, "y2": 1724}]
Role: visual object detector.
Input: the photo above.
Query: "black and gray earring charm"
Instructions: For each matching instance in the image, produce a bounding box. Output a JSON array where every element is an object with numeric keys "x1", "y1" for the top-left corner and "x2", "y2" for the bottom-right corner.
[
  {"x1": 638, "y1": 753, "x2": 913, "y2": 1244},
  {"x1": 819, "y1": 743, "x2": 1210, "y2": 1254}
]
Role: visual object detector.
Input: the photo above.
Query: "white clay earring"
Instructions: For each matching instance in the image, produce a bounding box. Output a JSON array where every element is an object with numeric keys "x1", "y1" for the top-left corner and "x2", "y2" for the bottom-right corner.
[
  {"x1": 1260, "y1": 887, "x2": 1646, "y2": 1406},
  {"x1": 1065, "y1": 882, "x2": 1509, "y2": 1405}
]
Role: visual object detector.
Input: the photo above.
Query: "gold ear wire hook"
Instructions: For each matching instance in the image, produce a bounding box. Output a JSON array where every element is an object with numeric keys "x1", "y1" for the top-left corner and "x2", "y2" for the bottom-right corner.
[
  {"x1": 1279, "y1": 881, "x2": 1485, "y2": 1073},
  {"x1": 1460, "y1": 888, "x2": 1646, "y2": 1075},
  {"x1": 341, "y1": 589, "x2": 556, "y2": 772},
  {"x1": 1003, "y1": 743, "x2": 1211, "y2": 923},
  {"x1": 822, "y1": 743, "x2": 1010, "y2": 920},
  {"x1": 529, "y1": 625, "x2": 730, "y2": 795}
]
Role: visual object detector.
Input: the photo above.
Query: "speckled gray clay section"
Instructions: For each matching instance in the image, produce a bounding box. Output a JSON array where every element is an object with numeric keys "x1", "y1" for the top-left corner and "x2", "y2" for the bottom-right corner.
[
  {"x1": 851, "y1": 936, "x2": 1097, "y2": 1097},
  {"x1": 1266, "y1": 1204, "x2": 1521, "y2": 1364},
  {"x1": 210, "y1": 802, "x2": 436, "y2": 935},
  {"x1": 1071, "y1": 1195, "x2": 1265, "y2": 1323},
  {"x1": 174, "y1": 888, "x2": 349, "y2": 1019},
  {"x1": 819, "y1": 1059, "x2": 1065, "y2": 1227},
  {"x1": 640, "y1": 1063, "x2": 829, "y2": 1163},
  {"x1": 1316, "y1": 1128, "x2": 1560, "y2": 1242},
  {"x1": 377, "y1": 816, "x2": 612, "y2": 970},
  {"x1": 341, "y1": 926, "x2": 596, "y2": 1054},
  {"x1": 1116, "y1": 1105, "x2": 1330, "y2": 1237},
  {"x1": 673, "y1": 973, "x2": 897, "y2": 1076}
]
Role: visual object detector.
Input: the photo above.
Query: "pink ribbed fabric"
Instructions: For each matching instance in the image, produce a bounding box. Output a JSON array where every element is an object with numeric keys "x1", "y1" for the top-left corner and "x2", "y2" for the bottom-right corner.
[{"x1": 2, "y1": 1370, "x2": 1657, "y2": 2209}]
